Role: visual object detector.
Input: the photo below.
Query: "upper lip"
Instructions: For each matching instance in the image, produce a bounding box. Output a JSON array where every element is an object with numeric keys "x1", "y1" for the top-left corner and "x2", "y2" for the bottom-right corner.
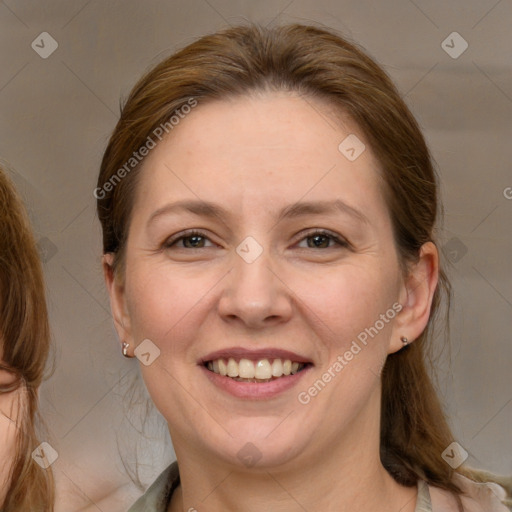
[{"x1": 200, "y1": 347, "x2": 313, "y2": 364}]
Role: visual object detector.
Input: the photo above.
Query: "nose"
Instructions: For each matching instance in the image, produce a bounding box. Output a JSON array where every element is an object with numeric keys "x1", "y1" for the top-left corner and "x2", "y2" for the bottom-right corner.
[{"x1": 217, "y1": 245, "x2": 293, "y2": 329}]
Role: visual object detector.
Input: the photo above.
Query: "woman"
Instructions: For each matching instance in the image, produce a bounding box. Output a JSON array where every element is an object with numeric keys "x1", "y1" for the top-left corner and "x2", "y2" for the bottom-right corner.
[
  {"x1": 97, "y1": 24, "x2": 509, "y2": 511},
  {"x1": 0, "y1": 165, "x2": 54, "y2": 510}
]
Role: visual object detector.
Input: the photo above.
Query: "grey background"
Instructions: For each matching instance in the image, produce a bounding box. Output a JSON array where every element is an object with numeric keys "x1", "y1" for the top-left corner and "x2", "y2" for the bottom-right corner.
[{"x1": 0, "y1": 1, "x2": 510, "y2": 510}]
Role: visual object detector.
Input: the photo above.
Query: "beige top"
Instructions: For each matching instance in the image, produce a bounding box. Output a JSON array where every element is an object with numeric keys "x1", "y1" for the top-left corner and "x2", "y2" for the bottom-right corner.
[{"x1": 127, "y1": 462, "x2": 510, "y2": 512}]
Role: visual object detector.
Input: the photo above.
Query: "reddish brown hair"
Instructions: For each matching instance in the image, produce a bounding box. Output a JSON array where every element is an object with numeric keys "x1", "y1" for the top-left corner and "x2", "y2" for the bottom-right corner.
[
  {"x1": 0, "y1": 165, "x2": 54, "y2": 511},
  {"x1": 97, "y1": 23, "x2": 470, "y2": 505}
]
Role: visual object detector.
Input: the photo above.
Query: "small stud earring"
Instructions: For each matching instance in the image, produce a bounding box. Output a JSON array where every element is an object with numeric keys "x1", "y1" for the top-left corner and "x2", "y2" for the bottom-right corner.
[
  {"x1": 122, "y1": 342, "x2": 130, "y2": 357},
  {"x1": 400, "y1": 336, "x2": 409, "y2": 346}
]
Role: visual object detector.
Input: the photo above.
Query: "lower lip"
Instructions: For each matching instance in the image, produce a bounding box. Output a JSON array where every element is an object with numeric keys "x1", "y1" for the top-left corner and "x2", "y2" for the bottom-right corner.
[{"x1": 200, "y1": 365, "x2": 312, "y2": 400}]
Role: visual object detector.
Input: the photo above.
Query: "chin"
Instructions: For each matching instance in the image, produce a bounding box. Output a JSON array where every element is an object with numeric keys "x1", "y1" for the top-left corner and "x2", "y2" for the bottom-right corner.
[{"x1": 200, "y1": 421, "x2": 310, "y2": 470}]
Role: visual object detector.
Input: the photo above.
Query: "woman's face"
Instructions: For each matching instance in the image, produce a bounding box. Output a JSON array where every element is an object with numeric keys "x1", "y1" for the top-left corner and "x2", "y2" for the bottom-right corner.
[
  {"x1": 107, "y1": 92, "x2": 431, "y2": 469},
  {"x1": 0, "y1": 349, "x2": 22, "y2": 504}
]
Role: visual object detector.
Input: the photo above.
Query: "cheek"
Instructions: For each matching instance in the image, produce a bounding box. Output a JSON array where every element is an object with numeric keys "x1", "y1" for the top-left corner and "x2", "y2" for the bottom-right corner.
[
  {"x1": 127, "y1": 264, "x2": 188, "y2": 333},
  {"x1": 125, "y1": 264, "x2": 220, "y2": 360},
  {"x1": 0, "y1": 395, "x2": 20, "y2": 494},
  {"x1": 296, "y1": 262, "x2": 398, "y2": 349},
  {"x1": 0, "y1": 411, "x2": 17, "y2": 456},
  {"x1": 298, "y1": 265, "x2": 398, "y2": 402},
  {"x1": 125, "y1": 251, "x2": 400, "y2": 358}
]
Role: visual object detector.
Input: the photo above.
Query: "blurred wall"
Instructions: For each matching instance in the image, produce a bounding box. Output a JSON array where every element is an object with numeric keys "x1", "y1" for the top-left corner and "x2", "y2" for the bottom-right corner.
[{"x1": 0, "y1": 1, "x2": 510, "y2": 510}]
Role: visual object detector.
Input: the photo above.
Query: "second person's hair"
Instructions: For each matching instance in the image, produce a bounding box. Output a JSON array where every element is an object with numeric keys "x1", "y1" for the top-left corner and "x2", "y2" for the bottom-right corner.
[{"x1": 0, "y1": 165, "x2": 54, "y2": 511}]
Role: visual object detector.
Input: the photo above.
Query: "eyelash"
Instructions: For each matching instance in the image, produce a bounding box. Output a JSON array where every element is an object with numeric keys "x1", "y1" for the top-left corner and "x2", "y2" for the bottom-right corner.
[
  {"x1": 301, "y1": 229, "x2": 350, "y2": 249},
  {"x1": 164, "y1": 229, "x2": 349, "y2": 250}
]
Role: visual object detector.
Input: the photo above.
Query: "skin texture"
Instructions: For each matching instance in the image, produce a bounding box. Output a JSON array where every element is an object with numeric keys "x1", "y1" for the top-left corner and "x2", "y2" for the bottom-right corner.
[
  {"x1": 0, "y1": 350, "x2": 22, "y2": 507},
  {"x1": 104, "y1": 92, "x2": 439, "y2": 512}
]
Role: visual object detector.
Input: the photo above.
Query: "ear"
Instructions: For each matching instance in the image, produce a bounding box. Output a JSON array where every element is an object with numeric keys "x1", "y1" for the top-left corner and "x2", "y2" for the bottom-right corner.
[
  {"x1": 103, "y1": 253, "x2": 133, "y2": 356},
  {"x1": 388, "y1": 241, "x2": 439, "y2": 354}
]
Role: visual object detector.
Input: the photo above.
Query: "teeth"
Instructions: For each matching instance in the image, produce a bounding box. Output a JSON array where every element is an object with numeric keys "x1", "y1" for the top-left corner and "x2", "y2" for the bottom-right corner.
[
  {"x1": 239, "y1": 358, "x2": 255, "y2": 378},
  {"x1": 271, "y1": 359, "x2": 283, "y2": 377},
  {"x1": 227, "y1": 357, "x2": 238, "y2": 377},
  {"x1": 206, "y1": 357, "x2": 306, "y2": 380},
  {"x1": 255, "y1": 360, "x2": 272, "y2": 379}
]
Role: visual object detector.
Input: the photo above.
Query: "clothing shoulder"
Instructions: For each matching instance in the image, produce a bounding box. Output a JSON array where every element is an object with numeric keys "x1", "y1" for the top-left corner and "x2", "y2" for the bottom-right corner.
[
  {"x1": 127, "y1": 462, "x2": 180, "y2": 512},
  {"x1": 429, "y1": 474, "x2": 510, "y2": 512}
]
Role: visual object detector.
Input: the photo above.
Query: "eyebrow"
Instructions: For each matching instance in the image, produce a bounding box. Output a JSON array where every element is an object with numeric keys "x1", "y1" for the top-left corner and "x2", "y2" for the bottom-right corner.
[
  {"x1": 277, "y1": 200, "x2": 369, "y2": 225},
  {"x1": 148, "y1": 200, "x2": 229, "y2": 226},
  {"x1": 147, "y1": 199, "x2": 370, "y2": 227}
]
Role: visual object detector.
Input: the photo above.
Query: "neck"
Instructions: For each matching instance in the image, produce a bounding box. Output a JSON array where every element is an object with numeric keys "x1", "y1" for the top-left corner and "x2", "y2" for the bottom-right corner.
[{"x1": 168, "y1": 389, "x2": 417, "y2": 512}]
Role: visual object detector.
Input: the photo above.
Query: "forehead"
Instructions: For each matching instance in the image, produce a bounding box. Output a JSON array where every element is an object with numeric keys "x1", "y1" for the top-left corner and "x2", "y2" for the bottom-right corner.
[{"x1": 133, "y1": 92, "x2": 388, "y2": 224}]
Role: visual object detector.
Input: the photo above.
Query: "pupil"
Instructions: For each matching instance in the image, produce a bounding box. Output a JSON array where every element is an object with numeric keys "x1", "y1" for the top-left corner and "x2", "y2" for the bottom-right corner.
[
  {"x1": 185, "y1": 235, "x2": 203, "y2": 248},
  {"x1": 309, "y1": 235, "x2": 328, "y2": 248}
]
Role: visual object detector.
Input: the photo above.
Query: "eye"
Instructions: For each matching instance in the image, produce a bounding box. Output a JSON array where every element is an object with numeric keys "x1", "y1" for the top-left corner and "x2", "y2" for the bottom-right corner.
[
  {"x1": 296, "y1": 229, "x2": 349, "y2": 249},
  {"x1": 164, "y1": 230, "x2": 215, "y2": 249}
]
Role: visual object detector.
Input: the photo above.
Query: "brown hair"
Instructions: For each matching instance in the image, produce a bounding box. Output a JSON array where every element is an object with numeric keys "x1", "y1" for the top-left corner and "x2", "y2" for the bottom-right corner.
[
  {"x1": 0, "y1": 165, "x2": 54, "y2": 511},
  {"x1": 97, "y1": 23, "x2": 470, "y2": 504}
]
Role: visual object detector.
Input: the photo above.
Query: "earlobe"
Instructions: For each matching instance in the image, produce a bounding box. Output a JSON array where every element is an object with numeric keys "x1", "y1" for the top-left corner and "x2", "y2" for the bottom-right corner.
[
  {"x1": 389, "y1": 242, "x2": 439, "y2": 354},
  {"x1": 102, "y1": 253, "x2": 133, "y2": 351}
]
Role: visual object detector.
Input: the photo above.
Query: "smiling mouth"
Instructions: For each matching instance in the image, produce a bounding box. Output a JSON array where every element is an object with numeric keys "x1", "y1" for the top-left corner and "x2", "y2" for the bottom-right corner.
[{"x1": 204, "y1": 357, "x2": 311, "y2": 383}]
